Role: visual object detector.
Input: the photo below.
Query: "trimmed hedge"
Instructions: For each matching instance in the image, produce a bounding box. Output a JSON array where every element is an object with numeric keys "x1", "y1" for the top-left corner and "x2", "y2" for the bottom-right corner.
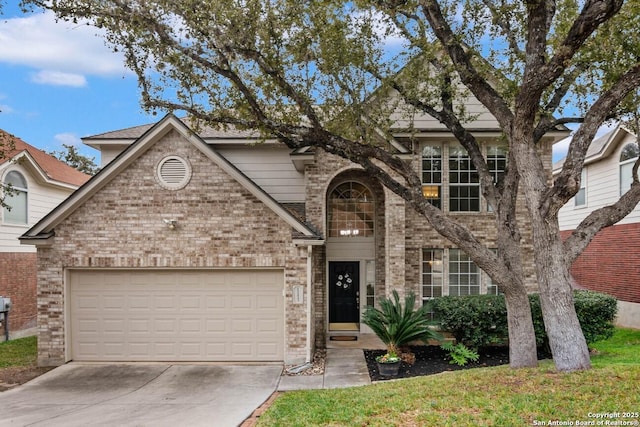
[{"x1": 430, "y1": 290, "x2": 617, "y2": 349}]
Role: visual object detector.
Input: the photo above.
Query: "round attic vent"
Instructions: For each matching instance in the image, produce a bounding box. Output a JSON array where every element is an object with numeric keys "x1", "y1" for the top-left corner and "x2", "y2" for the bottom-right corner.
[{"x1": 156, "y1": 156, "x2": 192, "y2": 190}]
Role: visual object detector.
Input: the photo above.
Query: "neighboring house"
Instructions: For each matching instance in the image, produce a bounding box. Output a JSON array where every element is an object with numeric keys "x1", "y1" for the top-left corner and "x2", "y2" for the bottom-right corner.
[
  {"x1": 0, "y1": 130, "x2": 90, "y2": 339},
  {"x1": 555, "y1": 126, "x2": 640, "y2": 329},
  {"x1": 21, "y1": 110, "x2": 567, "y2": 366}
]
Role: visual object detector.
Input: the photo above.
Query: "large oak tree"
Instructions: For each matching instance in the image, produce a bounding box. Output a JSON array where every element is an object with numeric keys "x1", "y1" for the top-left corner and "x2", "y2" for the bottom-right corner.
[{"x1": 24, "y1": 0, "x2": 640, "y2": 372}]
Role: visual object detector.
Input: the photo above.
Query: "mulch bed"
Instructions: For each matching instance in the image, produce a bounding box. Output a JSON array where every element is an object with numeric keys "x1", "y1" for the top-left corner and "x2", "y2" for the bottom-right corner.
[{"x1": 365, "y1": 345, "x2": 529, "y2": 381}]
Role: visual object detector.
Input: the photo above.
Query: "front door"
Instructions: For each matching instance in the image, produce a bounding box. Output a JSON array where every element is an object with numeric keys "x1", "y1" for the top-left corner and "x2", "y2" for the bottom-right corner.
[{"x1": 329, "y1": 261, "x2": 360, "y2": 330}]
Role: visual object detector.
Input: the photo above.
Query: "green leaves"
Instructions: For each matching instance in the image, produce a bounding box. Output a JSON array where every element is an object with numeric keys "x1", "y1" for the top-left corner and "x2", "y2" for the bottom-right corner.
[
  {"x1": 440, "y1": 342, "x2": 480, "y2": 366},
  {"x1": 362, "y1": 290, "x2": 442, "y2": 354}
]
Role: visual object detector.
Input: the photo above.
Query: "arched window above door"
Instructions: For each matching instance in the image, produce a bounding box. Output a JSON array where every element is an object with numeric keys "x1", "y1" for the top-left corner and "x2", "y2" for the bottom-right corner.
[{"x1": 327, "y1": 181, "x2": 374, "y2": 237}]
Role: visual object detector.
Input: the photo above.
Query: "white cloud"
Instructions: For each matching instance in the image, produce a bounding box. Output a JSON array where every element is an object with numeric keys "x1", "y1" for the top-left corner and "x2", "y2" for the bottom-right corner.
[
  {"x1": 31, "y1": 70, "x2": 87, "y2": 87},
  {"x1": 0, "y1": 104, "x2": 13, "y2": 114},
  {"x1": 0, "y1": 10, "x2": 129, "y2": 78},
  {"x1": 54, "y1": 132, "x2": 82, "y2": 147}
]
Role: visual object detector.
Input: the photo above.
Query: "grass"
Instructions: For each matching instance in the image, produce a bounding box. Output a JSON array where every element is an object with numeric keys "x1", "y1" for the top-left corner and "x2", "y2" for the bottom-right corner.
[
  {"x1": 0, "y1": 335, "x2": 37, "y2": 368},
  {"x1": 257, "y1": 329, "x2": 640, "y2": 426}
]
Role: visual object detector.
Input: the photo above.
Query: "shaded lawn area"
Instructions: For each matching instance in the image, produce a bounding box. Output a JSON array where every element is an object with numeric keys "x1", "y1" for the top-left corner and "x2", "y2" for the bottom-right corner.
[
  {"x1": 257, "y1": 329, "x2": 640, "y2": 426},
  {"x1": 0, "y1": 336, "x2": 53, "y2": 391}
]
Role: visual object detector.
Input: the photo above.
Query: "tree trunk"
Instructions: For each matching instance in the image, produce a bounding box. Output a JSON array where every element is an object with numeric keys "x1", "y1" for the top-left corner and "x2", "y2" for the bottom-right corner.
[
  {"x1": 531, "y1": 216, "x2": 591, "y2": 371},
  {"x1": 503, "y1": 286, "x2": 539, "y2": 368},
  {"x1": 512, "y1": 134, "x2": 591, "y2": 372}
]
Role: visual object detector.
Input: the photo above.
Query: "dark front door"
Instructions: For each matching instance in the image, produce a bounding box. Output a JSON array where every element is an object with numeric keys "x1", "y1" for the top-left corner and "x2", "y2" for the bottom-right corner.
[{"x1": 329, "y1": 261, "x2": 360, "y2": 326}]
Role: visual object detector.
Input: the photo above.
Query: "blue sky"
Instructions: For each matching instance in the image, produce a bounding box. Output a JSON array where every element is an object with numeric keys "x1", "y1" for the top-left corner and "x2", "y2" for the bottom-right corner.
[
  {"x1": 0, "y1": 4, "x2": 154, "y2": 164},
  {"x1": 1, "y1": 3, "x2": 580, "y2": 166}
]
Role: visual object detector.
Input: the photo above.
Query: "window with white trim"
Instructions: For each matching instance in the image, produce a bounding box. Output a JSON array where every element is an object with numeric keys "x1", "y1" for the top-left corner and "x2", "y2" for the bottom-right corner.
[
  {"x1": 449, "y1": 249, "x2": 480, "y2": 296},
  {"x1": 421, "y1": 248, "x2": 499, "y2": 305},
  {"x1": 449, "y1": 146, "x2": 480, "y2": 212},
  {"x1": 422, "y1": 144, "x2": 506, "y2": 212},
  {"x1": 327, "y1": 181, "x2": 375, "y2": 237},
  {"x1": 421, "y1": 146, "x2": 442, "y2": 208},
  {"x1": 620, "y1": 142, "x2": 639, "y2": 195},
  {"x1": 2, "y1": 171, "x2": 28, "y2": 225},
  {"x1": 575, "y1": 169, "x2": 586, "y2": 207}
]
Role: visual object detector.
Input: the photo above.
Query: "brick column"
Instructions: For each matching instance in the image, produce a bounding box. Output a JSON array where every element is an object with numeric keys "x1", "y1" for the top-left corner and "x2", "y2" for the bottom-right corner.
[{"x1": 384, "y1": 189, "x2": 406, "y2": 299}]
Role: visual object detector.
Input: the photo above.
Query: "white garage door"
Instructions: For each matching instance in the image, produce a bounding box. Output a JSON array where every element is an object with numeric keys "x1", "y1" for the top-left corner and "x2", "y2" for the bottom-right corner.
[{"x1": 69, "y1": 269, "x2": 284, "y2": 362}]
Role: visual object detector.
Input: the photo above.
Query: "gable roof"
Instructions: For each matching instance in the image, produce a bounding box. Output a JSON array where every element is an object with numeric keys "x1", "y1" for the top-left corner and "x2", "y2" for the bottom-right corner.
[
  {"x1": 0, "y1": 130, "x2": 91, "y2": 187},
  {"x1": 20, "y1": 114, "x2": 321, "y2": 245},
  {"x1": 552, "y1": 126, "x2": 637, "y2": 172}
]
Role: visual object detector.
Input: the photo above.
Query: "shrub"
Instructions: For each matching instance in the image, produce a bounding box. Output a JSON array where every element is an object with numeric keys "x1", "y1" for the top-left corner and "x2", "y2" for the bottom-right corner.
[
  {"x1": 572, "y1": 290, "x2": 618, "y2": 343},
  {"x1": 441, "y1": 342, "x2": 480, "y2": 366},
  {"x1": 431, "y1": 290, "x2": 617, "y2": 349},
  {"x1": 362, "y1": 290, "x2": 442, "y2": 355},
  {"x1": 429, "y1": 294, "x2": 509, "y2": 349}
]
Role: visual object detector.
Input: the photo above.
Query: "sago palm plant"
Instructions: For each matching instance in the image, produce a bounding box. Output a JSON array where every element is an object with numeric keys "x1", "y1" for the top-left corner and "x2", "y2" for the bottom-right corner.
[{"x1": 362, "y1": 290, "x2": 442, "y2": 357}]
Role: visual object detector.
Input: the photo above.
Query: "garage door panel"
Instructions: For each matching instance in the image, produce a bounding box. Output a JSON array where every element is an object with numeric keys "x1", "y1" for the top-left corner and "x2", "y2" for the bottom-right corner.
[
  {"x1": 69, "y1": 270, "x2": 284, "y2": 361},
  {"x1": 155, "y1": 318, "x2": 177, "y2": 334}
]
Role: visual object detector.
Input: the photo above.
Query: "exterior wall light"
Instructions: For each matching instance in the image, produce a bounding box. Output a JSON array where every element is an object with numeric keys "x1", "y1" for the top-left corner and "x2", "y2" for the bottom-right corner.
[{"x1": 163, "y1": 219, "x2": 178, "y2": 229}]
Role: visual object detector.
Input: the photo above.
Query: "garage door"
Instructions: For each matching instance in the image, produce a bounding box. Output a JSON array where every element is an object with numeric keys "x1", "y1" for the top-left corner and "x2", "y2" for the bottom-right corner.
[{"x1": 69, "y1": 269, "x2": 284, "y2": 362}]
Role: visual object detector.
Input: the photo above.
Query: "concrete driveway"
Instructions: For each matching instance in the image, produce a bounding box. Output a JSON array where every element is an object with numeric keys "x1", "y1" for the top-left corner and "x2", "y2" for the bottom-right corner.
[{"x1": 0, "y1": 363, "x2": 282, "y2": 427}]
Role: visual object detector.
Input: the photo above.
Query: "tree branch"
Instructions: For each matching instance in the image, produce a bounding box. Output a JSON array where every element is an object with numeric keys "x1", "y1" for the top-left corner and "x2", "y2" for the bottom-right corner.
[
  {"x1": 545, "y1": 63, "x2": 640, "y2": 216},
  {"x1": 418, "y1": 0, "x2": 514, "y2": 130}
]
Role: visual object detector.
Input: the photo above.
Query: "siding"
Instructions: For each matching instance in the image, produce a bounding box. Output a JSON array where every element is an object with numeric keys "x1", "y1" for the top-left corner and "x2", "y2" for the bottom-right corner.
[
  {"x1": 99, "y1": 143, "x2": 305, "y2": 203},
  {"x1": 100, "y1": 146, "x2": 128, "y2": 166},
  {"x1": 217, "y1": 145, "x2": 305, "y2": 203},
  {"x1": 390, "y1": 92, "x2": 500, "y2": 130},
  {"x1": 1, "y1": 164, "x2": 75, "y2": 252},
  {"x1": 558, "y1": 132, "x2": 640, "y2": 230}
]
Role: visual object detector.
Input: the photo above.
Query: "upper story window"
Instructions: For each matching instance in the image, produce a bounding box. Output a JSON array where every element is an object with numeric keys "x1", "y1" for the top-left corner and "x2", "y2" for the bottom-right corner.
[
  {"x1": 327, "y1": 181, "x2": 374, "y2": 238},
  {"x1": 2, "y1": 171, "x2": 28, "y2": 225},
  {"x1": 422, "y1": 143, "x2": 506, "y2": 213},
  {"x1": 449, "y1": 145, "x2": 480, "y2": 212},
  {"x1": 575, "y1": 169, "x2": 586, "y2": 207},
  {"x1": 487, "y1": 146, "x2": 507, "y2": 185},
  {"x1": 620, "y1": 142, "x2": 640, "y2": 195}
]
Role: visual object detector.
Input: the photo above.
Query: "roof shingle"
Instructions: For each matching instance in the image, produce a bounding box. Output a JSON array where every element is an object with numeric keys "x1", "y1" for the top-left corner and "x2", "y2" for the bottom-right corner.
[{"x1": 1, "y1": 130, "x2": 91, "y2": 187}]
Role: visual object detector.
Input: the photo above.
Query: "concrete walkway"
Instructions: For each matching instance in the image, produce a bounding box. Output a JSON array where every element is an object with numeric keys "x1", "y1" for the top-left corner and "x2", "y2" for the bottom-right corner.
[{"x1": 277, "y1": 348, "x2": 371, "y2": 390}]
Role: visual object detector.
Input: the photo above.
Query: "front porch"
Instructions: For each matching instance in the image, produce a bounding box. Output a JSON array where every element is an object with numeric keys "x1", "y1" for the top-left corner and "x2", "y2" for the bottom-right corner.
[{"x1": 326, "y1": 332, "x2": 386, "y2": 350}]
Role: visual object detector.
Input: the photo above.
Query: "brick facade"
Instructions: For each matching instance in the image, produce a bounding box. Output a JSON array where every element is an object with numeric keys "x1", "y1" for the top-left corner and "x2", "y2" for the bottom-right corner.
[
  {"x1": 36, "y1": 129, "x2": 309, "y2": 365},
  {"x1": 0, "y1": 252, "x2": 37, "y2": 336},
  {"x1": 561, "y1": 223, "x2": 640, "y2": 303},
  {"x1": 32, "y1": 119, "x2": 547, "y2": 366}
]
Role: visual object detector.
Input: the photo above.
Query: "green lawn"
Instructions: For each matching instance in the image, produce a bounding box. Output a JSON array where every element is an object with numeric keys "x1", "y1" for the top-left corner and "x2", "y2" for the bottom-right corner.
[
  {"x1": 258, "y1": 329, "x2": 640, "y2": 426},
  {"x1": 0, "y1": 336, "x2": 37, "y2": 368}
]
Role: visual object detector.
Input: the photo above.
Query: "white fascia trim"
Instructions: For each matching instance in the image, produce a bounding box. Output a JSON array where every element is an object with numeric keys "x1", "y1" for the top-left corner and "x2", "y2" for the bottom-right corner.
[
  {"x1": 19, "y1": 234, "x2": 54, "y2": 247},
  {"x1": 2, "y1": 152, "x2": 79, "y2": 191},
  {"x1": 24, "y1": 116, "x2": 181, "y2": 237},
  {"x1": 25, "y1": 114, "x2": 318, "y2": 239},
  {"x1": 583, "y1": 127, "x2": 628, "y2": 166},
  {"x1": 83, "y1": 139, "x2": 136, "y2": 150}
]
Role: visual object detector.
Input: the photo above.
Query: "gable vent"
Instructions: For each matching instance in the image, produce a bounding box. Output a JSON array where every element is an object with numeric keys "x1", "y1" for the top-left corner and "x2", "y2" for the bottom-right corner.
[{"x1": 156, "y1": 156, "x2": 192, "y2": 190}]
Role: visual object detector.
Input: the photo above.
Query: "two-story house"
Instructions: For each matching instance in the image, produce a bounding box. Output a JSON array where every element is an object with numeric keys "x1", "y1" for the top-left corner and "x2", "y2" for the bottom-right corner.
[
  {"x1": 21, "y1": 108, "x2": 566, "y2": 366},
  {"x1": 556, "y1": 126, "x2": 640, "y2": 329},
  {"x1": 0, "y1": 130, "x2": 90, "y2": 339}
]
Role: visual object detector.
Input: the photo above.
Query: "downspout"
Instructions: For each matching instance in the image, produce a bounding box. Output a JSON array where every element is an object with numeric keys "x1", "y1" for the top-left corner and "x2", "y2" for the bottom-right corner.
[{"x1": 306, "y1": 245, "x2": 312, "y2": 363}]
